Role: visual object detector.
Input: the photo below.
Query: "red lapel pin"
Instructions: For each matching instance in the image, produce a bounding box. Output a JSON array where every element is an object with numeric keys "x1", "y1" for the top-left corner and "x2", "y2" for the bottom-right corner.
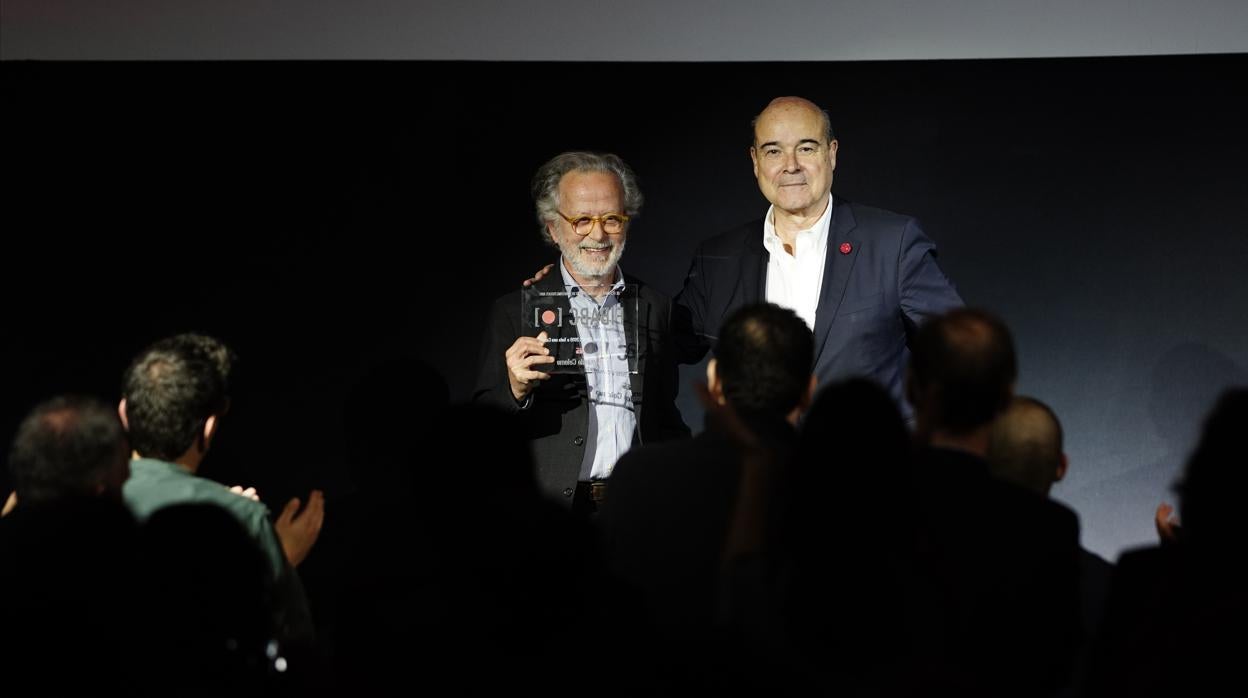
[{"x1": 839, "y1": 242, "x2": 853, "y2": 255}]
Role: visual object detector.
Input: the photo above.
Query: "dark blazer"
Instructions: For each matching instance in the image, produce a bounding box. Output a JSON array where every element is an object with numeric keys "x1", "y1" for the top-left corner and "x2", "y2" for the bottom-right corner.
[
  {"x1": 675, "y1": 200, "x2": 963, "y2": 418},
  {"x1": 474, "y1": 266, "x2": 690, "y2": 505},
  {"x1": 911, "y1": 447, "x2": 1084, "y2": 696},
  {"x1": 601, "y1": 415, "x2": 796, "y2": 627},
  {"x1": 1083, "y1": 544, "x2": 1246, "y2": 698}
]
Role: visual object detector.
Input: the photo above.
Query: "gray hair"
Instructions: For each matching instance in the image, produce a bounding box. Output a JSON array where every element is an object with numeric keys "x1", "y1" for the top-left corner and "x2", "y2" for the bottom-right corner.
[{"x1": 531, "y1": 152, "x2": 643, "y2": 245}]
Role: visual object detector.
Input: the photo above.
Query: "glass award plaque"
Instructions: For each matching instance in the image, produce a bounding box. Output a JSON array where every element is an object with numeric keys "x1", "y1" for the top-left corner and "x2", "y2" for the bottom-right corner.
[{"x1": 521, "y1": 283, "x2": 639, "y2": 375}]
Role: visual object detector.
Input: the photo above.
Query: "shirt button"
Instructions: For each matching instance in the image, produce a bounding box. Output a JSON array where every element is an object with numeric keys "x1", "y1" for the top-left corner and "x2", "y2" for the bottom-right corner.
[
  {"x1": 562, "y1": 487, "x2": 574, "y2": 497},
  {"x1": 573, "y1": 436, "x2": 585, "y2": 446}
]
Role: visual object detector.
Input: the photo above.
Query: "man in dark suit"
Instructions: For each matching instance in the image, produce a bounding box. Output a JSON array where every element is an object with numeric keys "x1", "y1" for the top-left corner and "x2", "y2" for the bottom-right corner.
[
  {"x1": 474, "y1": 152, "x2": 689, "y2": 512},
  {"x1": 603, "y1": 302, "x2": 813, "y2": 618},
  {"x1": 600, "y1": 302, "x2": 814, "y2": 692},
  {"x1": 907, "y1": 308, "x2": 1083, "y2": 697},
  {"x1": 987, "y1": 395, "x2": 1114, "y2": 695},
  {"x1": 677, "y1": 96, "x2": 963, "y2": 420}
]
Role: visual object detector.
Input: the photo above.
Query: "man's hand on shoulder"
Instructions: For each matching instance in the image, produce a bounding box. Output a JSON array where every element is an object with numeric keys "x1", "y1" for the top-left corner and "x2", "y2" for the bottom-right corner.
[{"x1": 522, "y1": 264, "x2": 556, "y2": 288}]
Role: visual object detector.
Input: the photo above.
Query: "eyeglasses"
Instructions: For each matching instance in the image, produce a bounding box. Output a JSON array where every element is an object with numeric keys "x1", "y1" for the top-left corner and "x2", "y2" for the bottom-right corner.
[{"x1": 557, "y1": 211, "x2": 630, "y2": 236}]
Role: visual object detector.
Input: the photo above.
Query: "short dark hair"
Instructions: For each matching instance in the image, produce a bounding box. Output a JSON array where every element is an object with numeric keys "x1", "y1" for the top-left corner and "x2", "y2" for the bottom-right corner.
[
  {"x1": 121, "y1": 333, "x2": 234, "y2": 461},
  {"x1": 987, "y1": 396, "x2": 1064, "y2": 495},
  {"x1": 908, "y1": 308, "x2": 1017, "y2": 434},
  {"x1": 8, "y1": 395, "x2": 129, "y2": 504},
  {"x1": 715, "y1": 303, "x2": 814, "y2": 416}
]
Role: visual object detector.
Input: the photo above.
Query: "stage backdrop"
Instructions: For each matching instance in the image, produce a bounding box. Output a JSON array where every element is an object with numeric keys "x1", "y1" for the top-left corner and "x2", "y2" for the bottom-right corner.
[{"x1": 5, "y1": 56, "x2": 1245, "y2": 561}]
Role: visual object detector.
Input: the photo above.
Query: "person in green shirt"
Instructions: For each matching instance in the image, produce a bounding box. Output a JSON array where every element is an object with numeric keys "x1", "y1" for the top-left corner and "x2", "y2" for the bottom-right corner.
[{"x1": 119, "y1": 333, "x2": 324, "y2": 646}]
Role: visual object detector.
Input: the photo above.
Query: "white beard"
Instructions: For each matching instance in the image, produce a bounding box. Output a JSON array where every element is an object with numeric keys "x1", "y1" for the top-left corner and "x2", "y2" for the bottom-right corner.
[{"x1": 561, "y1": 237, "x2": 625, "y2": 281}]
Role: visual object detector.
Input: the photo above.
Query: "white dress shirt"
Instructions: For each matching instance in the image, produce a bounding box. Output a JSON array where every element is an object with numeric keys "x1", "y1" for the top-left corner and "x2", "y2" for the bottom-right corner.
[
  {"x1": 762, "y1": 197, "x2": 834, "y2": 331},
  {"x1": 559, "y1": 260, "x2": 636, "y2": 481}
]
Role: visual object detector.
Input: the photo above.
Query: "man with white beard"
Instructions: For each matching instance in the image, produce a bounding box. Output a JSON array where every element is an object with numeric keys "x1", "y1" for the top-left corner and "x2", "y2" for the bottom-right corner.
[{"x1": 474, "y1": 152, "x2": 689, "y2": 515}]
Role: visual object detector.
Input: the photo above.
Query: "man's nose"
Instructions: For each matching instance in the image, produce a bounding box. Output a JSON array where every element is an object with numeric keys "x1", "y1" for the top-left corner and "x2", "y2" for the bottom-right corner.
[
  {"x1": 782, "y1": 151, "x2": 801, "y2": 172},
  {"x1": 585, "y1": 219, "x2": 609, "y2": 241}
]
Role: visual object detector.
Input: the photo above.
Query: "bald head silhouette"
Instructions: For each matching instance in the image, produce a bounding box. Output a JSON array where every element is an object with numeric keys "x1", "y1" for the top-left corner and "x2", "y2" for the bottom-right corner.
[{"x1": 988, "y1": 396, "x2": 1068, "y2": 496}]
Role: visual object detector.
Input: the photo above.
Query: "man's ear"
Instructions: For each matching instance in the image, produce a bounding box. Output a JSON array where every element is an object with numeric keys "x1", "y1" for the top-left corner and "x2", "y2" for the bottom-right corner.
[
  {"x1": 118, "y1": 398, "x2": 129, "y2": 431},
  {"x1": 799, "y1": 374, "x2": 817, "y2": 411},
  {"x1": 203, "y1": 415, "x2": 219, "y2": 447},
  {"x1": 546, "y1": 221, "x2": 559, "y2": 245},
  {"x1": 749, "y1": 146, "x2": 760, "y2": 177},
  {"x1": 706, "y1": 358, "x2": 725, "y2": 405},
  {"x1": 786, "y1": 374, "x2": 819, "y2": 426},
  {"x1": 1055, "y1": 453, "x2": 1069, "y2": 483},
  {"x1": 827, "y1": 138, "x2": 839, "y2": 172}
]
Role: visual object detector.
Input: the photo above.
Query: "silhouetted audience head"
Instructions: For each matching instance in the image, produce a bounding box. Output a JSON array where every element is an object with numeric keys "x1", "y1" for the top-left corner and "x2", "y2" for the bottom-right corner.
[
  {"x1": 1173, "y1": 387, "x2": 1248, "y2": 547},
  {"x1": 8, "y1": 395, "x2": 130, "y2": 505},
  {"x1": 121, "y1": 333, "x2": 234, "y2": 461},
  {"x1": 3, "y1": 401, "x2": 144, "y2": 693},
  {"x1": 987, "y1": 396, "x2": 1068, "y2": 496},
  {"x1": 778, "y1": 378, "x2": 916, "y2": 688},
  {"x1": 140, "y1": 503, "x2": 273, "y2": 688},
  {"x1": 908, "y1": 307, "x2": 1017, "y2": 435},
  {"x1": 712, "y1": 302, "x2": 814, "y2": 419},
  {"x1": 789, "y1": 377, "x2": 913, "y2": 536},
  {"x1": 799, "y1": 377, "x2": 910, "y2": 480},
  {"x1": 789, "y1": 377, "x2": 912, "y2": 533}
]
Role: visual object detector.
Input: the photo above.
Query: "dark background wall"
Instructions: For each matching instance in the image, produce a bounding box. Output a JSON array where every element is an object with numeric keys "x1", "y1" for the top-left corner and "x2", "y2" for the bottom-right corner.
[{"x1": 4, "y1": 56, "x2": 1246, "y2": 560}]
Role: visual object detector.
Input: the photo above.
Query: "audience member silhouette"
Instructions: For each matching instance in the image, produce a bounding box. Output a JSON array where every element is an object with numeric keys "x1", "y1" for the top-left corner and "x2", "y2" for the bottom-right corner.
[
  {"x1": 118, "y1": 333, "x2": 320, "y2": 651},
  {"x1": 9, "y1": 320, "x2": 1235, "y2": 698},
  {"x1": 988, "y1": 396, "x2": 1114, "y2": 694},
  {"x1": 772, "y1": 378, "x2": 920, "y2": 696},
  {"x1": 330, "y1": 391, "x2": 616, "y2": 694},
  {"x1": 138, "y1": 503, "x2": 277, "y2": 696},
  {"x1": 1085, "y1": 388, "x2": 1247, "y2": 698},
  {"x1": 906, "y1": 308, "x2": 1082, "y2": 697},
  {"x1": 602, "y1": 302, "x2": 815, "y2": 694},
  {"x1": 4, "y1": 395, "x2": 130, "y2": 508},
  {"x1": 1, "y1": 395, "x2": 147, "y2": 694}
]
